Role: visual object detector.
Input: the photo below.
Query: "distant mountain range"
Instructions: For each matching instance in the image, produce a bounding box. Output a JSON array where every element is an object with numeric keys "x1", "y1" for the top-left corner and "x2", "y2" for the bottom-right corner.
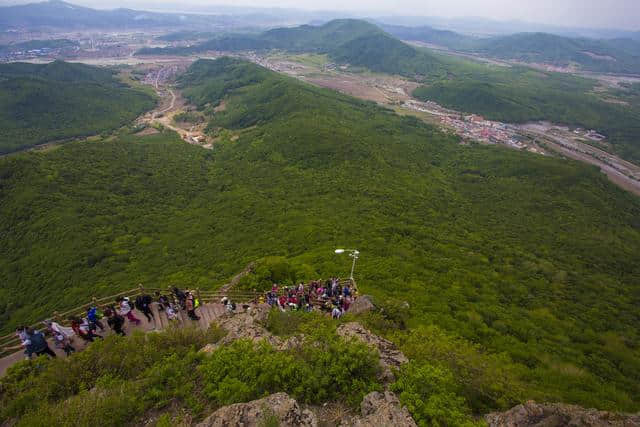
[
  {"x1": 381, "y1": 24, "x2": 640, "y2": 74},
  {"x1": 139, "y1": 19, "x2": 448, "y2": 79},
  {"x1": 3, "y1": 1, "x2": 639, "y2": 75},
  {"x1": 375, "y1": 15, "x2": 640, "y2": 40},
  {"x1": 0, "y1": 0, "x2": 287, "y2": 30}
]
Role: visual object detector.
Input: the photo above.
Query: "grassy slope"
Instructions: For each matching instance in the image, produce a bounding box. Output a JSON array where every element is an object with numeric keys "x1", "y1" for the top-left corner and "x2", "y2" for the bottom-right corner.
[
  {"x1": 0, "y1": 61, "x2": 155, "y2": 154},
  {"x1": 413, "y1": 54, "x2": 640, "y2": 164},
  {"x1": 1, "y1": 58, "x2": 640, "y2": 410}
]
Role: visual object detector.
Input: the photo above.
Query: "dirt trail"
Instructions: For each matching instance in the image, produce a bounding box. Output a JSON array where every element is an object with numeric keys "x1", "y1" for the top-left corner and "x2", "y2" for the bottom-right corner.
[{"x1": 138, "y1": 70, "x2": 211, "y2": 149}]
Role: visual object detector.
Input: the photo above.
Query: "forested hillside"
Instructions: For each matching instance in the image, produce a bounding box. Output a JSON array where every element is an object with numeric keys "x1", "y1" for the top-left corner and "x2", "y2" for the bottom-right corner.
[
  {"x1": 2, "y1": 58, "x2": 639, "y2": 413},
  {"x1": 383, "y1": 24, "x2": 640, "y2": 74},
  {"x1": 138, "y1": 19, "x2": 640, "y2": 163},
  {"x1": 0, "y1": 61, "x2": 155, "y2": 154},
  {"x1": 138, "y1": 19, "x2": 447, "y2": 79}
]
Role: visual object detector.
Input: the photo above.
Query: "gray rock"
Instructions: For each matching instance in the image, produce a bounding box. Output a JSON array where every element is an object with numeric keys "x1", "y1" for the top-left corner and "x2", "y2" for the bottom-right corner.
[
  {"x1": 196, "y1": 392, "x2": 317, "y2": 427},
  {"x1": 348, "y1": 295, "x2": 376, "y2": 315},
  {"x1": 486, "y1": 401, "x2": 640, "y2": 427},
  {"x1": 340, "y1": 391, "x2": 417, "y2": 427},
  {"x1": 337, "y1": 322, "x2": 408, "y2": 383},
  {"x1": 199, "y1": 343, "x2": 219, "y2": 354}
]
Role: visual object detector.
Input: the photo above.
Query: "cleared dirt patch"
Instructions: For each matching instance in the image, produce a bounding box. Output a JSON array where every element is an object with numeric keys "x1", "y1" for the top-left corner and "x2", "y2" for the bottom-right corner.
[
  {"x1": 135, "y1": 127, "x2": 160, "y2": 136},
  {"x1": 305, "y1": 76, "x2": 390, "y2": 103},
  {"x1": 214, "y1": 100, "x2": 227, "y2": 112}
]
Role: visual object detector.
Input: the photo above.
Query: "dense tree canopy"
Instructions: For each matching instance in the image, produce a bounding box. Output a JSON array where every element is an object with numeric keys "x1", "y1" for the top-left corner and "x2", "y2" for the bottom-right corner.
[
  {"x1": 1, "y1": 58, "x2": 639, "y2": 413},
  {"x1": 0, "y1": 61, "x2": 154, "y2": 154}
]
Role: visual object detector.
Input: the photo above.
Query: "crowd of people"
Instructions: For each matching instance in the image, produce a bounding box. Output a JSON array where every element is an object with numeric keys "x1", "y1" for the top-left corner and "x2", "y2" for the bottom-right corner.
[
  {"x1": 260, "y1": 278, "x2": 357, "y2": 319},
  {"x1": 5, "y1": 280, "x2": 356, "y2": 360},
  {"x1": 5, "y1": 287, "x2": 203, "y2": 360}
]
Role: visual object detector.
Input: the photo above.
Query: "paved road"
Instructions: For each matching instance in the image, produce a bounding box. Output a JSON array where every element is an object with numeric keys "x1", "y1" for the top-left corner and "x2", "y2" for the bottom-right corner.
[{"x1": 522, "y1": 128, "x2": 640, "y2": 196}]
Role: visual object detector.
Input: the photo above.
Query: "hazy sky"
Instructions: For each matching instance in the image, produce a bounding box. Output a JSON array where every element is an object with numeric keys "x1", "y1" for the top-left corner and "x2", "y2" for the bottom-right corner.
[
  {"x1": 137, "y1": 0, "x2": 640, "y2": 30},
  {"x1": 2, "y1": 0, "x2": 639, "y2": 30}
]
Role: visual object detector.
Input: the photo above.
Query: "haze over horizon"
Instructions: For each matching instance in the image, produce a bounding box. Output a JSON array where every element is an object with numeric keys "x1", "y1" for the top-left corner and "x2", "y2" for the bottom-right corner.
[{"x1": 1, "y1": 0, "x2": 639, "y2": 31}]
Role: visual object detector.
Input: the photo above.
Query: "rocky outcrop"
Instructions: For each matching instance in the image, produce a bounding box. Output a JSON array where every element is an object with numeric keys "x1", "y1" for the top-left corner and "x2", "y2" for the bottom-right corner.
[
  {"x1": 486, "y1": 401, "x2": 640, "y2": 427},
  {"x1": 200, "y1": 304, "x2": 300, "y2": 352},
  {"x1": 347, "y1": 295, "x2": 376, "y2": 315},
  {"x1": 337, "y1": 322, "x2": 408, "y2": 382},
  {"x1": 215, "y1": 304, "x2": 280, "y2": 347},
  {"x1": 196, "y1": 393, "x2": 317, "y2": 427},
  {"x1": 340, "y1": 391, "x2": 417, "y2": 427}
]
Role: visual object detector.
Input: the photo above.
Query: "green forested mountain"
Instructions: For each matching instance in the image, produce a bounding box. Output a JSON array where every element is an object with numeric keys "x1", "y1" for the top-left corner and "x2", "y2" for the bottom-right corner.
[
  {"x1": 382, "y1": 24, "x2": 640, "y2": 74},
  {"x1": 139, "y1": 19, "x2": 447, "y2": 79},
  {"x1": 472, "y1": 33, "x2": 640, "y2": 74},
  {"x1": 0, "y1": 61, "x2": 155, "y2": 154},
  {"x1": 140, "y1": 19, "x2": 640, "y2": 163},
  {"x1": 2, "y1": 58, "x2": 639, "y2": 414},
  {"x1": 0, "y1": 0, "x2": 232, "y2": 30}
]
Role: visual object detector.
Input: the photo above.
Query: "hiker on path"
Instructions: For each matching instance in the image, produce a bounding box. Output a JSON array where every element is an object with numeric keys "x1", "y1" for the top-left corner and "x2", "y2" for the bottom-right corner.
[
  {"x1": 185, "y1": 292, "x2": 200, "y2": 320},
  {"x1": 86, "y1": 305, "x2": 105, "y2": 332},
  {"x1": 44, "y1": 320, "x2": 75, "y2": 356},
  {"x1": 70, "y1": 316, "x2": 102, "y2": 342},
  {"x1": 173, "y1": 287, "x2": 187, "y2": 309},
  {"x1": 8, "y1": 327, "x2": 58, "y2": 358},
  {"x1": 135, "y1": 293, "x2": 155, "y2": 323},
  {"x1": 48, "y1": 327, "x2": 75, "y2": 356},
  {"x1": 117, "y1": 297, "x2": 141, "y2": 325},
  {"x1": 45, "y1": 319, "x2": 75, "y2": 339},
  {"x1": 4, "y1": 327, "x2": 33, "y2": 359},
  {"x1": 165, "y1": 302, "x2": 179, "y2": 321},
  {"x1": 104, "y1": 308, "x2": 126, "y2": 336},
  {"x1": 155, "y1": 291, "x2": 170, "y2": 312}
]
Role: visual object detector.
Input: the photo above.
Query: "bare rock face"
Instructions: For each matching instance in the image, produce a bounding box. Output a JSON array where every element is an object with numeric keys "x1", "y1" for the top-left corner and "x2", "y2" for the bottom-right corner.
[
  {"x1": 216, "y1": 309, "x2": 281, "y2": 347},
  {"x1": 248, "y1": 303, "x2": 271, "y2": 324},
  {"x1": 200, "y1": 305, "x2": 298, "y2": 352},
  {"x1": 196, "y1": 392, "x2": 317, "y2": 427},
  {"x1": 337, "y1": 322, "x2": 408, "y2": 382},
  {"x1": 486, "y1": 401, "x2": 640, "y2": 427},
  {"x1": 199, "y1": 343, "x2": 219, "y2": 354},
  {"x1": 348, "y1": 295, "x2": 376, "y2": 315},
  {"x1": 340, "y1": 391, "x2": 417, "y2": 427}
]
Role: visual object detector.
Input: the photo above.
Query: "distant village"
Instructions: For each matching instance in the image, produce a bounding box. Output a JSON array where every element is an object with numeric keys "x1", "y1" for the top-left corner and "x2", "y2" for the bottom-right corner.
[{"x1": 402, "y1": 99, "x2": 546, "y2": 154}]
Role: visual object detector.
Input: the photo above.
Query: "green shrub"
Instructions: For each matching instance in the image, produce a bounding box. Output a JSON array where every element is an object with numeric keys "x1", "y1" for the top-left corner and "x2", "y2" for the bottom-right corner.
[
  {"x1": 235, "y1": 256, "x2": 299, "y2": 292},
  {"x1": 0, "y1": 327, "x2": 218, "y2": 423},
  {"x1": 199, "y1": 330, "x2": 381, "y2": 407},
  {"x1": 200, "y1": 339, "x2": 299, "y2": 405},
  {"x1": 391, "y1": 326, "x2": 524, "y2": 413},
  {"x1": 391, "y1": 361, "x2": 480, "y2": 427},
  {"x1": 141, "y1": 351, "x2": 205, "y2": 412},
  {"x1": 173, "y1": 111, "x2": 204, "y2": 124},
  {"x1": 264, "y1": 309, "x2": 315, "y2": 336},
  {"x1": 17, "y1": 382, "x2": 144, "y2": 427}
]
